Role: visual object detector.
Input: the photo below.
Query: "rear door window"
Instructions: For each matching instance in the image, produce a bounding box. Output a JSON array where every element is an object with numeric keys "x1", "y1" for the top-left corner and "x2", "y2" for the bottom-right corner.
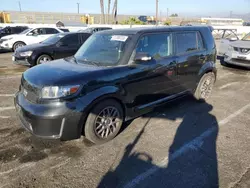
[
  {"x1": 79, "y1": 33, "x2": 91, "y2": 43},
  {"x1": 175, "y1": 32, "x2": 203, "y2": 54},
  {"x1": 60, "y1": 34, "x2": 79, "y2": 46},
  {"x1": 45, "y1": 28, "x2": 60, "y2": 34},
  {"x1": 136, "y1": 33, "x2": 173, "y2": 59}
]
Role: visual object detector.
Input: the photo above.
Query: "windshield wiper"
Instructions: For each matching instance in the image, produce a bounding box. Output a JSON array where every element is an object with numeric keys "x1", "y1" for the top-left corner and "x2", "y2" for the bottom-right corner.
[{"x1": 79, "y1": 59, "x2": 101, "y2": 67}]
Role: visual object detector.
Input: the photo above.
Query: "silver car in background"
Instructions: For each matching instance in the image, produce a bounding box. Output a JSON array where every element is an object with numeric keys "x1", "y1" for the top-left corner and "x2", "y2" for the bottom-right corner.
[
  {"x1": 224, "y1": 33, "x2": 250, "y2": 68},
  {"x1": 213, "y1": 29, "x2": 239, "y2": 57}
]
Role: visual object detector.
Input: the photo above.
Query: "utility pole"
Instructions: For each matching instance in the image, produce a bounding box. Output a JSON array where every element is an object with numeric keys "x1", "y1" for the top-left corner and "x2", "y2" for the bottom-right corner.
[
  {"x1": 18, "y1": 1, "x2": 22, "y2": 12},
  {"x1": 156, "y1": 0, "x2": 159, "y2": 25},
  {"x1": 77, "y1": 3, "x2": 80, "y2": 14},
  {"x1": 167, "y1": 8, "x2": 169, "y2": 18}
]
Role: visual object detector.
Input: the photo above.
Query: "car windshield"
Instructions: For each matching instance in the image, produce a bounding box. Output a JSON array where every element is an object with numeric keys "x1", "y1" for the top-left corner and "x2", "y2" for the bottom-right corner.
[
  {"x1": 242, "y1": 33, "x2": 250, "y2": 41},
  {"x1": 42, "y1": 34, "x2": 66, "y2": 44},
  {"x1": 20, "y1": 28, "x2": 32, "y2": 34},
  {"x1": 75, "y1": 33, "x2": 131, "y2": 66}
]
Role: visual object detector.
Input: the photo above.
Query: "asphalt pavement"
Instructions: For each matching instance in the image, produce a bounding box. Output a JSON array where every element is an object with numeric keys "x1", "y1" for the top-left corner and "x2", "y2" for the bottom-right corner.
[{"x1": 0, "y1": 52, "x2": 249, "y2": 188}]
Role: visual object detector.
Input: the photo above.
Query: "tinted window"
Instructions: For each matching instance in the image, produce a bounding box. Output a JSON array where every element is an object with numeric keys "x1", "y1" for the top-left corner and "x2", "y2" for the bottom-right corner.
[
  {"x1": 45, "y1": 28, "x2": 59, "y2": 34},
  {"x1": 197, "y1": 32, "x2": 204, "y2": 50},
  {"x1": 42, "y1": 34, "x2": 66, "y2": 44},
  {"x1": 61, "y1": 34, "x2": 79, "y2": 45},
  {"x1": 136, "y1": 33, "x2": 172, "y2": 59},
  {"x1": 79, "y1": 33, "x2": 91, "y2": 43},
  {"x1": 28, "y1": 28, "x2": 45, "y2": 35},
  {"x1": 176, "y1": 32, "x2": 198, "y2": 54}
]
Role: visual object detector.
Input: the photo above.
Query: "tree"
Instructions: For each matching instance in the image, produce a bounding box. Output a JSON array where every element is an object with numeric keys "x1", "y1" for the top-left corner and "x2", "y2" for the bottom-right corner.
[
  {"x1": 120, "y1": 17, "x2": 145, "y2": 25},
  {"x1": 170, "y1": 13, "x2": 178, "y2": 17}
]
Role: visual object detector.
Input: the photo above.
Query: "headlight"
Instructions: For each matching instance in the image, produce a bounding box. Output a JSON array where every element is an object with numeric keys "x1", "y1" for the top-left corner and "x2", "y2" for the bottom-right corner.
[
  {"x1": 19, "y1": 51, "x2": 33, "y2": 57},
  {"x1": 228, "y1": 45, "x2": 233, "y2": 51},
  {"x1": 5, "y1": 37, "x2": 12, "y2": 41},
  {"x1": 41, "y1": 85, "x2": 80, "y2": 99}
]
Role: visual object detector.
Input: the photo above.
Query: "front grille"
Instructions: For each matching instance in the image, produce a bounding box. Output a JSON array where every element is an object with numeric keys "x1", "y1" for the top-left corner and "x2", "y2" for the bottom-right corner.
[{"x1": 21, "y1": 76, "x2": 40, "y2": 103}]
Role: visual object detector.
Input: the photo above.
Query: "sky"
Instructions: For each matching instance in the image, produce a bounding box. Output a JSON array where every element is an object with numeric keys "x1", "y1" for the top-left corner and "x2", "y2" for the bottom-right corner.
[{"x1": 1, "y1": 0, "x2": 250, "y2": 17}]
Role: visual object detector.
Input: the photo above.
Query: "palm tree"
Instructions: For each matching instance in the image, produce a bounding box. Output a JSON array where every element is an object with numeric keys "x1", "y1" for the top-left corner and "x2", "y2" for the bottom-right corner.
[{"x1": 100, "y1": 0, "x2": 105, "y2": 24}]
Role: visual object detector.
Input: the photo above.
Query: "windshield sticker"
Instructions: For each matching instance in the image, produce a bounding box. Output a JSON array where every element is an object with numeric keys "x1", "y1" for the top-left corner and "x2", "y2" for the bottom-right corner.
[{"x1": 111, "y1": 35, "x2": 128, "y2": 42}]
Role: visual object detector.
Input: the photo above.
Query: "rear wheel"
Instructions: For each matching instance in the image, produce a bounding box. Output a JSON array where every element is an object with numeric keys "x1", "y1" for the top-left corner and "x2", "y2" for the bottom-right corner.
[
  {"x1": 13, "y1": 42, "x2": 25, "y2": 51},
  {"x1": 84, "y1": 99, "x2": 124, "y2": 144},
  {"x1": 194, "y1": 72, "x2": 215, "y2": 101},
  {"x1": 36, "y1": 54, "x2": 52, "y2": 65}
]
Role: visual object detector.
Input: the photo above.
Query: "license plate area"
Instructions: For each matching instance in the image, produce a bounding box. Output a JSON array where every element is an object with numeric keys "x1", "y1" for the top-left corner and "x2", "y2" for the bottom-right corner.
[{"x1": 237, "y1": 56, "x2": 247, "y2": 60}]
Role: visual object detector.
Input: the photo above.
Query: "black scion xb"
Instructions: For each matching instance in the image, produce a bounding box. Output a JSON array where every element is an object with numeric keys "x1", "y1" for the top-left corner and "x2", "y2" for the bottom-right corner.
[{"x1": 14, "y1": 26, "x2": 217, "y2": 144}]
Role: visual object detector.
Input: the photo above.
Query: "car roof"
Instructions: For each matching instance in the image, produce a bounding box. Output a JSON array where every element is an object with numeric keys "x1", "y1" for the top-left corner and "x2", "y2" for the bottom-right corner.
[{"x1": 98, "y1": 26, "x2": 211, "y2": 35}]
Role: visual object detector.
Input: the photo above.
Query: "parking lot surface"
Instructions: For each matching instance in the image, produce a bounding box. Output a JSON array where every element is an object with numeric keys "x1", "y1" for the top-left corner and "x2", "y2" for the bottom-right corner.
[{"x1": 0, "y1": 52, "x2": 249, "y2": 188}]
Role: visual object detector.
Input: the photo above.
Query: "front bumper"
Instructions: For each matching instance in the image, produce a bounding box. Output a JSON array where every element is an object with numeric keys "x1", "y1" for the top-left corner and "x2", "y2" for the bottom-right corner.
[
  {"x1": 0, "y1": 40, "x2": 13, "y2": 50},
  {"x1": 14, "y1": 92, "x2": 84, "y2": 141},
  {"x1": 12, "y1": 55, "x2": 32, "y2": 66},
  {"x1": 224, "y1": 55, "x2": 250, "y2": 68}
]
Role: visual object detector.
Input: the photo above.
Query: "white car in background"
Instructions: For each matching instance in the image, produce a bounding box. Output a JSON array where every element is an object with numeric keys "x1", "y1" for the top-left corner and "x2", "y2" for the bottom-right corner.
[
  {"x1": 0, "y1": 27, "x2": 64, "y2": 51},
  {"x1": 212, "y1": 29, "x2": 239, "y2": 58}
]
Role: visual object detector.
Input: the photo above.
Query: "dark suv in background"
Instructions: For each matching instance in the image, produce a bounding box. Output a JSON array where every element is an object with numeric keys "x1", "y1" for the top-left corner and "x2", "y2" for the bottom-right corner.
[
  {"x1": 15, "y1": 26, "x2": 216, "y2": 144},
  {"x1": 0, "y1": 26, "x2": 28, "y2": 39},
  {"x1": 12, "y1": 32, "x2": 91, "y2": 66}
]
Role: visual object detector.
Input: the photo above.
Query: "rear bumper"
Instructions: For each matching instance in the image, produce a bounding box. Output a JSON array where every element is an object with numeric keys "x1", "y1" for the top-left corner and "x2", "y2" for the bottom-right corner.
[{"x1": 14, "y1": 92, "x2": 84, "y2": 141}]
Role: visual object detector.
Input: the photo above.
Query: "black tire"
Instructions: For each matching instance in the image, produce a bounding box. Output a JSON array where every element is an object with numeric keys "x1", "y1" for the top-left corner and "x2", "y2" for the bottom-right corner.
[
  {"x1": 36, "y1": 54, "x2": 52, "y2": 65},
  {"x1": 84, "y1": 99, "x2": 124, "y2": 144},
  {"x1": 194, "y1": 72, "x2": 215, "y2": 102},
  {"x1": 13, "y1": 42, "x2": 26, "y2": 51}
]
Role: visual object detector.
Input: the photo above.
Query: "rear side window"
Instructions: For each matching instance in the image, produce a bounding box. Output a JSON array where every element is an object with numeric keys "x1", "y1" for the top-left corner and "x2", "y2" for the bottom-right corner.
[
  {"x1": 61, "y1": 34, "x2": 79, "y2": 45},
  {"x1": 79, "y1": 33, "x2": 91, "y2": 43},
  {"x1": 45, "y1": 28, "x2": 59, "y2": 34},
  {"x1": 136, "y1": 33, "x2": 173, "y2": 59},
  {"x1": 176, "y1": 32, "x2": 204, "y2": 54}
]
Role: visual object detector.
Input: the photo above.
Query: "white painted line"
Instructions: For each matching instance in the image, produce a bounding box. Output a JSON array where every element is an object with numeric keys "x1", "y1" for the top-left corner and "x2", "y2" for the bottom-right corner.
[
  {"x1": 0, "y1": 116, "x2": 11, "y2": 119},
  {"x1": 0, "y1": 75, "x2": 21, "y2": 80},
  {"x1": 124, "y1": 103, "x2": 250, "y2": 188},
  {"x1": 219, "y1": 82, "x2": 239, "y2": 89},
  {"x1": 0, "y1": 94, "x2": 15, "y2": 97},
  {"x1": 0, "y1": 162, "x2": 36, "y2": 176},
  {"x1": 0, "y1": 106, "x2": 15, "y2": 112}
]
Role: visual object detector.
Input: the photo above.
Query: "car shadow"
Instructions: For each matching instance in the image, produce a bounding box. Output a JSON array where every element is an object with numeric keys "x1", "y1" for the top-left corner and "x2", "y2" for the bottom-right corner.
[{"x1": 98, "y1": 95, "x2": 219, "y2": 188}]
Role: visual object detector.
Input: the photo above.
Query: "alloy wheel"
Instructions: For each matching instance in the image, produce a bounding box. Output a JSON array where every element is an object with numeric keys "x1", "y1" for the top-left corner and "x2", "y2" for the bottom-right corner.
[{"x1": 94, "y1": 106, "x2": 121, "y2": 139}]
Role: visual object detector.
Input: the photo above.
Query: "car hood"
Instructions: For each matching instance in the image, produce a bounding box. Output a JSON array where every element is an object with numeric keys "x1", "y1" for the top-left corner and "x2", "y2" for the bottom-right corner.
[
  {"x1": 1, "y1": 34, "x2": 23, "y2": 39},
  {"x1": 16, "y1": 43, "x2": 50, "y2": 52},
  {"x1": 23, "y1": 58, "x2": 107, "y2": 87},
  {"x1": 230, "y1": 40, "x2": 250, "y2": 48}
]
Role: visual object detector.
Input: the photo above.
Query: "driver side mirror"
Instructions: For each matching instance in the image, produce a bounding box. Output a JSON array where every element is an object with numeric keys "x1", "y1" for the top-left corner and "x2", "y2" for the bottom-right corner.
[{"x1": 134, "y1": 52, "x2": 152, "y2": 62}]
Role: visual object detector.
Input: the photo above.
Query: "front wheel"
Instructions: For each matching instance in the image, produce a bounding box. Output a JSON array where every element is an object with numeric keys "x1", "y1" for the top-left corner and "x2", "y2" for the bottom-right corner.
[
  {"x1": 36, "y1": 54, "x2": 52, "y2": 65},
  {"x1": 13, "y1": 42, "x2": 26, "y2": 51},
  {"x1": 84, "y1": 99, "x2": 124, "y2": 144},
  {"x1": 194, "y1": 72, "x2": 216, "y2": 101}
]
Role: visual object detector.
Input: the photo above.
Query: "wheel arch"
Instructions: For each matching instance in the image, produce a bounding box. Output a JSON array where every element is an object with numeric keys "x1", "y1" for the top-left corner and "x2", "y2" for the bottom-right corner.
[
  {"x1": 77, "y1": 87, "x2": 127, "y2": 136},
  {"x1": 12, "y1": 41, "x2": 26, "y2": 50}
]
